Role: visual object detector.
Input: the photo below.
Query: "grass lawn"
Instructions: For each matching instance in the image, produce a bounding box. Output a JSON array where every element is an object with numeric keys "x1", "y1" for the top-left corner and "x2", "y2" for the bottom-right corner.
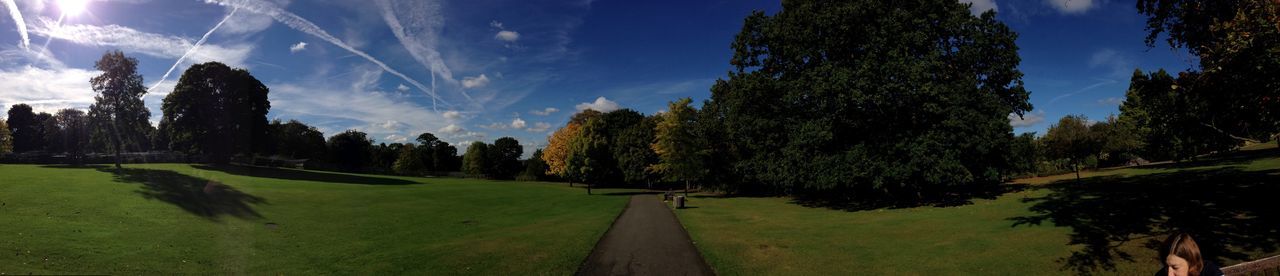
[
  {"x1": 675, "y1": 142, "x2": 1280, "y2": 275},
  {"x1": 0, "y1": 164, "x2": 630, "y2": 274}
]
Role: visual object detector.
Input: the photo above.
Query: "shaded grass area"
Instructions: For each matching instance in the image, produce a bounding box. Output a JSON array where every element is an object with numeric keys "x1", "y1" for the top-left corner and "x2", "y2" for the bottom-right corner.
[
  {"x1": 0, "y1": 164, "x2": 629, "y2": 274},
  {"x1": 675, "y1": 142, "x2": 1280, "y2": 275}
]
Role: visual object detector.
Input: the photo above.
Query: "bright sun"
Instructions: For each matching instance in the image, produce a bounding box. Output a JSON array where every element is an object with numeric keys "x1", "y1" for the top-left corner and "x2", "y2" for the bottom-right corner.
[{"x1": 57, "y1": 0, "x2": 90, "y2": 17}]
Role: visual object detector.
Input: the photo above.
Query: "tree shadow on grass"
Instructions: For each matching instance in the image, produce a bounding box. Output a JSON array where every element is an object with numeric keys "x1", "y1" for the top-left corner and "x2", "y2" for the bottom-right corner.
[
  {"x1": 192, "y1": 164, "x2": 417, "y2": 185},
  {"x1": 1009, "y1": 167, "x2": 1280, "y2": 275},
  {"x1": 98, "y1": 167, "x2": 268, "y2": 221},
  {"x1": 788, "y1": 183, "x2": 1032, "y2": 211}
]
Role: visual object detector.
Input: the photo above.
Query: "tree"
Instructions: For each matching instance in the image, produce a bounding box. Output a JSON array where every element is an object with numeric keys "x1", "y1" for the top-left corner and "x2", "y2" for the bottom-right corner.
[
  {"x1": 47, "y1": 109, "x2": 90, "y2": 164},
  {"x1": 520, "y1": 149, "x2": 549, "y2": 181},
  {"x1": 567, "y1": 116, "x2": 610, "y2": 195},
  {"x1": 413, "y1": 133, "x2": 439, "y2": 170},
  {"x1": 6, "y1": 104, "x2": 47, "y2": 152},
  {"x1": 89, "y1": 51, "x2": 152, "y2": 169},
  {"x1": 488, "y1": 137, "x2": 523, "y2": 179},
  {"x1": 462, "y1": 141, "x2": 489, "y2": 178},
  {"x1": 327, "y1": 130, "x2": 373, "y2": 172},
  {"x1": 1007, "y1": 132, "x2": 1043, "y2": 177},
  {"x1": 702, "y1": 0, "x2": 1031, "y2": 203},
  {"x1": 267, "y1": 119, "x2": 327, "y2": 159},
  {"x1": 1136, "y1": 0, "x2": 1280, "y2": 144},
  {"x1": 1120, "y1": 69, "x2": 1233, "y2": 161},
  {"x1": 393, "y1": 143, "x2": 425, "y2": 175},
  {"x1": 0, "y1": 120, "x2": 11, "y2": 155},
  {"x1": 434, "y1": 141, "x2": 460, "y2": 172},
  {"x1": 613, "y1": 114, "x2": 659, "y2": 188},
  {"x1": 544, "y1": 123, "x2": 581, "y2": 185},
  {"x1": 1043, "y1": 115, "x2": 1099, "y2": 181},
  {"x1": 650, "y1": 98, "x2": 705, "y2": 197},
  {"x1": 162, "y1": 62, "x2": 270, "y2": 163},
  {"x1": 1090, "y1": 115, "x2": 1143, "y2": 167}
]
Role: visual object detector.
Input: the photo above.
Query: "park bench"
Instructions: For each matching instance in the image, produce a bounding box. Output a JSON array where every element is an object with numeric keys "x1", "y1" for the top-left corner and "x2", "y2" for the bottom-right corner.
[{"x1": 1223, "y1": 255, "x2": 1280, "y2": 276}]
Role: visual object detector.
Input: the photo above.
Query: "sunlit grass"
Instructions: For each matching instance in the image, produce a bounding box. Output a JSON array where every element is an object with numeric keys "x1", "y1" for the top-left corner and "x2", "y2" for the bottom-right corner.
[
  {"x1": 0, "y1": 164, "x2": 628, "y2": 274},
  {"x1": 676, "y1": 141, "x2": 1280, "y2": 275}
]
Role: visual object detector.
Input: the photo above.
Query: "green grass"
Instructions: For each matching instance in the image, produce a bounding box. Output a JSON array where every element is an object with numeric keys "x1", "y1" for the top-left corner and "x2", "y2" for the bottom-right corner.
[
  {"x1": 676, "y1": 142, "x2": 1280, "y2": 275},
  {"x1": 0, "y1": 164, "x2": 630, "y2": 274}
]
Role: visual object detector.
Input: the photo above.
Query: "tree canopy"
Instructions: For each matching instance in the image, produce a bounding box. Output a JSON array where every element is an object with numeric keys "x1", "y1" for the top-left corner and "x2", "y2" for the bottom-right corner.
[
  {"x1": 327, "y1": 130, "x2": 373, "y2": 171},
  {"x1": 161, "y1": 62, "x2": 270, "y2": 163},
  {"x1": 700, "y1": 0, "x2": 1032, "y2": 203},
  {"x1": 88, "y1": 50, "x2": 152, "y2": 168}
]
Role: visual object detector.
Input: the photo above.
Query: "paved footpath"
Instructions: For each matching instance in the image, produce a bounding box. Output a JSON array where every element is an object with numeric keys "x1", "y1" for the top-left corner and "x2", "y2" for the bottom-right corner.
[{"x1": 576, "y1": 195, "x2": 715, "y2": 276}]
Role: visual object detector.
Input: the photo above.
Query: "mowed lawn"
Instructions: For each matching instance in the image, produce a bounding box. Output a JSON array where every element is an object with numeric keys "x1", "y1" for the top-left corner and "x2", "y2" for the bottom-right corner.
[
  {"x1": 676, "y1": 142, "x2": 1280, "y2": 275},
  {"x1": 0, "y1": 164, "x2": 629, "y2": 274}
]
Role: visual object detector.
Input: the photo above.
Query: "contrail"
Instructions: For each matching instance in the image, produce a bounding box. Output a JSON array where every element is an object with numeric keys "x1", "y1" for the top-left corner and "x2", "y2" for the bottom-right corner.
[
  {"x1": 375, "y1": 0, "x2": 475, "y2": 105},
  {"x1": 146, "y1": 6, "x2": 239, "y2": 96},
  {"x1": 2, "y1": 0, "x2": 29, "y2": 50},
  {"x1": 203, "y1": 0, "x2": 453, "y2": 111}
]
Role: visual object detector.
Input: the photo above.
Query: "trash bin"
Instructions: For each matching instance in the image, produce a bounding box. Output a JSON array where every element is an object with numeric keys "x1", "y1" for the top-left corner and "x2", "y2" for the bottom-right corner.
[{"x1": 675, "y1": 196, "x2": 686, "y2": 209}]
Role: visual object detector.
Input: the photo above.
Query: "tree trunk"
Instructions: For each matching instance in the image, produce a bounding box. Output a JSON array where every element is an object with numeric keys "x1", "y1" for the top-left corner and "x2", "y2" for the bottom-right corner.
[
  {"x1": 112, "y1": 130, "x2": 122, "y2": 169},
  {"x1": 587, "y1": 182, "x2": 592, "y2": 195},
  {"x1": 1074, "y1": 161, "x2": 1081, "y2": 182},
  {"x1": 684, "y1": 180, "x2": 689, "y2": 197}
]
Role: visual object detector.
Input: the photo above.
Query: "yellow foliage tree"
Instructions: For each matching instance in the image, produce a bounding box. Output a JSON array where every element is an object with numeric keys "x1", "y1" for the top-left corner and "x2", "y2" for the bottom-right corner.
[{"x1": 542, "y1": 123, "x2": 580, "y2": 183}]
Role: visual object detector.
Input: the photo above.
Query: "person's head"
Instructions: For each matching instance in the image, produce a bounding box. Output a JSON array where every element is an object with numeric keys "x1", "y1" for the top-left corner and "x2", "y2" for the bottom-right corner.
[{"x1": 1162, "y1": 233, "x2": 1203, "y2": 276}]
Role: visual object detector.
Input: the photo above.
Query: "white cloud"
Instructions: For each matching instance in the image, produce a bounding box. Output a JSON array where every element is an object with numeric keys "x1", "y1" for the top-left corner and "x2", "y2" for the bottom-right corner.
[
  {"x1": 384, "y1": 134, "x2": 408, "y2": 143},
  {"x1": 495, "y1": 30, "x2": 520, "y2": 42},
  {"x1": 959, "y1": 0, "x2": 998, "y2": 15},
  {"x1": 30, "y1": 19, "x2": 254, "y2": 68},
  {"x1": 218, "y1": 0, "x2": 282, "y2": 35},
  {"x1": 439, "y1": 124, "x2": 463, "y2": 134},
  {"x1": 267, "y1": 80, "x2": 450, "y2": 144},
  {"x1": 511, "y1": 117, "x2": 526, "y2": 129},
  {"x1": 526, "y1": 122, "x2": 551, "y2": 133},
  {"x1": 1009, "y1": 111, "x2": 1046, "y2": 128},
  {"x1": 489, "y1": 20, "x2": 504, "y2": 29},
  {"x1": 377, "y1": 120, "x2": 403, "y2": 131},
  {"x1": 1046, "y1": 0, "x2": 1094, "y2": 14},
  {"x1": 289, "y1": 41, "x2": 307, "y2": 53},
  {"x1": 3, "y1": 0, "x2": 30, "y2": 49},
  {"x1": 530, "y1": 107, "x2": 559, "y2": 116},
  {"x1": 0, "y1": 66, "x2": 99, "y2": 115},
  {"x1": 204, "y1": 0, "x2": 454, "y2": 109},
  {"x1": 442, "y1": 110, "x2": 461, "y2": 119},
  {"x1": 575, "y1": 96, "x2": 621, "y2": 112},
  {"x1": 397, "y1": 84, "x2": 410, "y2": 92},
  {"x1": 462, "y1": 74, "x2": 490, "y2": 89},
  {"x1": 371, "y1": 0, "x2": 460, "y2": 98}
]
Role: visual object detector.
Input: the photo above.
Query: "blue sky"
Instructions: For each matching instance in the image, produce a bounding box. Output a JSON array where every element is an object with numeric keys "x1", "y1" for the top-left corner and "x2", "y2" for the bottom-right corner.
[{"x1": 0, "y1": 0, "x2": 1193, "y2": 156}]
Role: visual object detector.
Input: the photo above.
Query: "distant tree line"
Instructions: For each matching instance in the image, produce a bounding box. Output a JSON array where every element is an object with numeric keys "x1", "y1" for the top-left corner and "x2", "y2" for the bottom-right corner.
[{"x1": 0, "y1": 50, "x2": 469, "y2": 176}]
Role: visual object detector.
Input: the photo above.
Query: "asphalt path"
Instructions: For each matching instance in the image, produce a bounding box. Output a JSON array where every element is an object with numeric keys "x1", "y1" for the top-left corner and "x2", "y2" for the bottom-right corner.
[{"x1": 576, "y1": 195, "x2": 714, "y2": 276}]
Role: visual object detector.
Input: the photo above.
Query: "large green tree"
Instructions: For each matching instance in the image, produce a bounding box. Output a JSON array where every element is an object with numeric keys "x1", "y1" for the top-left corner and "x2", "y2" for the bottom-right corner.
[
  {"x1": 327, "y1": 130, "x2": 373, "y2": 172},
  {"x1": 702, "y1": 0, "x2": 1032, "y2": 203},
  {"x1": 650, "y1": 98, "x2": 704, "y2": 197},
  {"x1": 462, "y1": 141, "x2": 489, "y2": 178},
  {"x1": 488, "y1": 137, "x2": 523, "y2": 180},
  {"x1": 88, "y1": 51, "x2": 152, "y2": 169},
  {"x1": 1043, "y1": 115, "x2": 1099, "y2": 181},
  {"x1": 162, "y1": 62, "x2": 270, "y2": 163},
  {"x1": 567, "y1": 116, "x2": 610, "y2": 194},
  {"x1": 6, "y1": 104, "x2": 49, "y2": 153},
  {"x1": 267, "y1": 119, "x2": 327, "y2": 159},
  {"x1": 1136, "y1": 0, "x2": 1280, "y2": 144},
  {"x1": 393, "y1": 143, "x2": 425, "y2": 175},
  {"x1": 613, "y1": 114, "x2": 659, "y2": 188}
]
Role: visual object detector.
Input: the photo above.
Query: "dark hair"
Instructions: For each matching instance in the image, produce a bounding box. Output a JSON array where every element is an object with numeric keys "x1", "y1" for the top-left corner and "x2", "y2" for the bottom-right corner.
[{"x1": 1162, "y1": 233, "x2": 1203, "y2": 276}]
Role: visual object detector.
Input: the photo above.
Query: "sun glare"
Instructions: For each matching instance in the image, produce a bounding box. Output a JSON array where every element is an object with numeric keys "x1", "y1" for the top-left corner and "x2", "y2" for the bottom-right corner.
[{"x1": 58, "y1": 0, "x2": 90, "y2": 17}]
